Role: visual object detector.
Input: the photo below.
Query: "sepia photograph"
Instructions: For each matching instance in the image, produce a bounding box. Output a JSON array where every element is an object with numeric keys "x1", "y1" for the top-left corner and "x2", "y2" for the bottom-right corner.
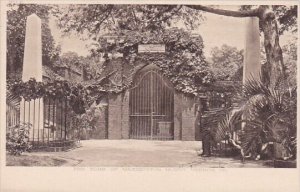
[{"x1": 1, "y1": 0, "x2": 299, "y2": 191}]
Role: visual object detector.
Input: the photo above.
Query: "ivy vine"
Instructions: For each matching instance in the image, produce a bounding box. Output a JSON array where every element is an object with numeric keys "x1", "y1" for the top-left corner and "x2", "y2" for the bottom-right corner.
[
  {"x1": 96, "y1": 28, "x2": 214, "y2": 95},
  {"x1": 7, "y1": 78, "x2": 110, "y2": 114}
]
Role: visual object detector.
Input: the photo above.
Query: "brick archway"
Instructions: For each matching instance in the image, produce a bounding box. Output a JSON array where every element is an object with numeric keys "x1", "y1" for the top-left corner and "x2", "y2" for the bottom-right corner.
[{"x1": 129, "y1": 65, "x2": 174, "y2": 140}]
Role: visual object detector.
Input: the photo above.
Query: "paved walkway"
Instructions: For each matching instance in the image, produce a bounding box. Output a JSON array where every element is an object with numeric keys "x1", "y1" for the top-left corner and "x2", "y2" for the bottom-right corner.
[{"x1": 33, "y1": 140, "x2": 272, "y2": 167}]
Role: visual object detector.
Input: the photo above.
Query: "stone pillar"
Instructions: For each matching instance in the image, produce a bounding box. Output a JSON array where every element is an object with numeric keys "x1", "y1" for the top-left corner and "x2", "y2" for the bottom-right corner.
[
  {"x1": 20, "y1": 14, "x2": 44, "y2": 141},
  {"x1": 241, "y1": 17, "x2": 261, "y2": 132},
  {"x1": 243, "y1": 17, "x2": 261, "y2": 84}
]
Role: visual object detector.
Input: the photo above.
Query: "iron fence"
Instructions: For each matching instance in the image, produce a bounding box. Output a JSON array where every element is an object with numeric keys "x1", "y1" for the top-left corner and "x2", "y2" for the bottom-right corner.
[{"x1": 6, "y1": 97, "x2": 79, "y2": 150}]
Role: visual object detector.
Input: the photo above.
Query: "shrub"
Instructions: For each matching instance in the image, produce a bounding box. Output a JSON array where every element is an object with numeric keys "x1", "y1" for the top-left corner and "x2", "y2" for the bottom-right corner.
[{"x1": 6, "y1": 123, "x2": 32, "y2": 156}]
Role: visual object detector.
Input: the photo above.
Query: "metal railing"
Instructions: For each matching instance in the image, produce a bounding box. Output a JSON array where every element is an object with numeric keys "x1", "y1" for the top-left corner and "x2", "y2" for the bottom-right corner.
[{"x1": 6, "y1": 97, "x2": 79, "y2": 150}]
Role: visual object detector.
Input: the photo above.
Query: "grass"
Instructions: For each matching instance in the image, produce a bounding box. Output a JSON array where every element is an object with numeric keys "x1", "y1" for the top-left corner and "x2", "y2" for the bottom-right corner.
[{"x1": 6, "y1": 154, "x2": 67, "y2": 166}]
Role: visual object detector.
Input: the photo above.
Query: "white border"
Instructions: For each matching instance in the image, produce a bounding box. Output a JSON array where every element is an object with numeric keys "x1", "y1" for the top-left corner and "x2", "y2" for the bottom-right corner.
[{"x1": 1, "y1": 1, "x2": 299, "y2": 192}]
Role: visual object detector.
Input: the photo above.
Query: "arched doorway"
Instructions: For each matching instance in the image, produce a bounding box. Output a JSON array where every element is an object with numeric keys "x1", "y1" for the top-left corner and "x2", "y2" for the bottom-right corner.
[{"x1": 129, "y1": 65, "x2": 174, "y2": 140}]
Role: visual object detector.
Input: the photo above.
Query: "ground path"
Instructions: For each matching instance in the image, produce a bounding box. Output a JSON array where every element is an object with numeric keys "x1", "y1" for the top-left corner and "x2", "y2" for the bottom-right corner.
[{"x1": 33, "y1": 140, "x2": 272, "y2": 167}]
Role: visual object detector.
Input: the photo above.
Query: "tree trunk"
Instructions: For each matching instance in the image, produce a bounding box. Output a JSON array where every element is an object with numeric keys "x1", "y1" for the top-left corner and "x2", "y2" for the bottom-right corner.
[
  {"x1": 258, "y1": 6, "x2": 286, "y2": 88},
  {"x1": 185, "y1": 5, "x2": 286, "y2": 88}
]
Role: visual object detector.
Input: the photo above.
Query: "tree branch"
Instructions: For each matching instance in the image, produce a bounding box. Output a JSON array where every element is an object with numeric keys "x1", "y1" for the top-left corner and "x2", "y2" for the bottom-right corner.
[{"x1": 185, "y1": 5, "x2": 260, "y2": 18}]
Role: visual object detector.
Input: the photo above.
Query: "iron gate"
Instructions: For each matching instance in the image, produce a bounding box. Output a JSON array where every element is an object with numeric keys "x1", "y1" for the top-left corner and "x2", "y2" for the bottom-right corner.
[{"x1": 129, "y1": 67, "x2": 174, "y2": 140}]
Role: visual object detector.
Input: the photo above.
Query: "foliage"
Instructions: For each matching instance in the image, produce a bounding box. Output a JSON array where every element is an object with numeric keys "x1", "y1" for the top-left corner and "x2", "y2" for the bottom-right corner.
[
  {"x1": 6, "y1": 90, "x2": 21, "y2": 109},
  {"x1": 213, "y1": 76, "x2": 297, "y2": 159},
  {"x1": 6, "y1": 76, "x2": 113, "y2": 115},
  {"x1": 54, "y1": 52, "x2": 105, "y2": 82},
  {"x1": 56, "y1": 52, "x2": 84, "y2": 68},
  {"x1": 52, "y1": 4, "x2": 297, "y2": 90},
  {"x1": 68, "y1": 106, "x2": 99, "y2": 140},
  {"x1": 214, "y1": 109, "x2": 243, "y2": 143},
  {"x1": 240, "y1": 5, "x2": 297, "y2": 34},
  {"x1": 7, "y1": 4, "x2": 60, "y2": 76},
  {"x1": 52, "y1": 5, "x2": 215, "y2": 95},
  {"x1": 6, "y1": 123, "x2": 32, "y2": 156},
  {"x1": 53, "y1": 5, "x2": 205, "y2": 35},
  {"x1": 209, "y1": 44, "x2": 244, "y2": 81},
  {"x1": 94, "y1": 28, "x2": 213, "y2": 95},
  {"x1": 282, "y1": 37, "x2": 297, "y2": 88}
]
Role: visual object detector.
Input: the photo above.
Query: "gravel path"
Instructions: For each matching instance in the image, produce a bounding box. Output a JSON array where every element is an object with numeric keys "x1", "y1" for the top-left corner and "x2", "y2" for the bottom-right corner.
[{"x1": 31, "y1": 140, "x2": 272, "y2": 167}]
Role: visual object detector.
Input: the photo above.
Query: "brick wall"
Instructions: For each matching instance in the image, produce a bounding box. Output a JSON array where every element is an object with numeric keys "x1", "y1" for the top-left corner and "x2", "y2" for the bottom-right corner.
[
  {"x1": 174, "y1": 93, "x2": 182, "y2": 140},
  {"x1": 173, "y1": 92, "x2": 199, "y2": 141},
  {"x1": 181, "y1": 95, "x2": 198, "y2": 141},
  {"x1": 108, "y1": 92, "x2": 130, "y2": 139},
  {"x1": 108, "y1": 91, "x2": 199, "y2": 141},
  {"x1": 108, "y1": 94, "x2": 122, "y2": 139},
  {"x1": 121, "y1": 91, "x2": 130, "y2": 139}
]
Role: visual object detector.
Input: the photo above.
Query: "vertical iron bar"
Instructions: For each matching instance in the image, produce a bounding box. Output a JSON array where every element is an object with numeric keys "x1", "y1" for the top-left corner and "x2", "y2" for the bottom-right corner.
[
  {"x1": 140, "y1": 79, "x2": 143, "y2": 139},
  {"x1": 165, "y1": 83, "x2": 167, "y2": 140},
  {"x1": 133, "y1": 88, "x2": 135, "y2": 139},
  {"x1": 43, "y1": 98, "x2": 45, "y2": 144},
  {"x1": 129, "y1": 92, "x2": 131, "y2": 139},
  {"x1": 168, "y1": 89, "x2": 170, "y2": 140},
  {"x1": 155, "y1": 71, "x2": 158, "y2": 140},
  {"x1": 142, "y1": 79, "x2": 144, "y2": 139},
  {"x1": 33, "y1": 99, "x2": 35, "y2": 144},
  {"x1": 28, "y1": 100, "x2": 31, "y2": 142},
  {"x1": 147, "y1": 74, "x2": 149, "y2": 139},
  {"x1": 37, "y1": 98, "x2": 40, "y2": 145},
  {"x1": 150, "y1": 71, "x2": 153, "y2": 140},
  {"x1": 53, "y1": 99, "x2": 55, "y2": 142},
  {"x1": 142, "y1": 76, "x2": 147, "y2": 139},
  {"x1": 162, "y1": 72, "x2": 164, "y2": 140},
  {"x1": 22, "y1": 100, "x2": 25, "y2": 134},
  {"x1": 137, "y1": 82, "x2": 140, "y2": 139},
  {"x1": 61, "y1": 99, "x2": 63, "y2": 140},
  {"x1": 159, "y1": 72, "x2": 161, "y2": 140},
  {"x1": 134, "y1": 87, "x2": 136, "y2": 139},
  {"x1": 64, "y1": 98, "x2": 67, "y2": 140},
  {"x1": 48, "y1": 98, "x2": 50, "y2": 143}
]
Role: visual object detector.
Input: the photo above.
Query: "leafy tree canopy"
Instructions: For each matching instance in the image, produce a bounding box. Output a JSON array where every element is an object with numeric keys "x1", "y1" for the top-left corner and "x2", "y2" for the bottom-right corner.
[
  {"x1": 209, "y1": 44, "x2": 243, "y2": 81},
  {"x1": 53, "y1": 5, "x2": 204, "y2": 35},
  {"x1": 282, "y1": 37, "x2": 297, "y2": 87},
  {"x1": 53, "y1": 4, "x2": 297, "y2": 88},
  {"x1": 240, "y1": 5, "x2": 297, "y2": 34}
]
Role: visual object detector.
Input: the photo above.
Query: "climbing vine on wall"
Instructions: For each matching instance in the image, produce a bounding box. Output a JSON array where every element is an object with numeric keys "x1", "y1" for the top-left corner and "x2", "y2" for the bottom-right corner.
[
  {"x1": 95, "y1": 28, "x2": 214, "y2": 95},
  {"x1": 7, "y1": 78, "x2": 111, "y2": 114},
  {"x1": 7, "y1": 29, "x2": 215, "y2": 114}
]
